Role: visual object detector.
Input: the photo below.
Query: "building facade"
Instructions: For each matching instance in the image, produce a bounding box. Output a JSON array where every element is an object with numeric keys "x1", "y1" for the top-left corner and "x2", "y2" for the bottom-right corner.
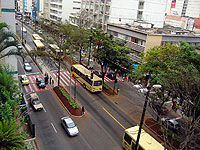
[
  {"x1": 81, "y1": 0, "x2": 168, "y2": 30},
  {"x1": 49, "y1": 0, "x2": 81, "y2": 22},
  {"x1": 107, "y1": 23, "x2": 200, "y2": 62}
]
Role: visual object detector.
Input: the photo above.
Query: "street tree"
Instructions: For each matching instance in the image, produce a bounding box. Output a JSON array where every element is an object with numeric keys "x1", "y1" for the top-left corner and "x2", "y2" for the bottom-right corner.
[
  {"x1": 0, "y1": 120, "x2": 26, "y2": 150},
  {"x1": 134, "y1": 42, "x2": 200, "y2": 149}
]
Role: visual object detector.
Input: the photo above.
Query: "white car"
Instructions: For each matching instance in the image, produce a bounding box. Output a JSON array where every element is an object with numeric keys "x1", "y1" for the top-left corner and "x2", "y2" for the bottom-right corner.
[
  {"x1": 61, "y1": 116, "x2": 79, "y2": 136},
  {"x1": 38, "y1": 30, "x2": 42, "y2": 34},
  {"x1": 24, "y1": 62, "x2": 32, "y2": 72}
]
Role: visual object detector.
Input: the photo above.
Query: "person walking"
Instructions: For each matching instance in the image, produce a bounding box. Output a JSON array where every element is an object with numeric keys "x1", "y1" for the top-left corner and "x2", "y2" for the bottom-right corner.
[
  {"x1": 117, "y1": 88, "x2": 120, "y2": 95},
  {"x1": 82, "y1": 106, "x2": 85, "y2": 115},
  {"x1": 52, "y1": 80, "x2": 54, "y2": 87},
  {"x1": 50, "y1": 76, "x2": 52, "y2": 84}
]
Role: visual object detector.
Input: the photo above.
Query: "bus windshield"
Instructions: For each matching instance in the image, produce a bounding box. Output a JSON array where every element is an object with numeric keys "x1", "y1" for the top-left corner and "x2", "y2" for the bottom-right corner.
[{"x1": 122, "y1": 126, "x2": 165, "y2": 150}]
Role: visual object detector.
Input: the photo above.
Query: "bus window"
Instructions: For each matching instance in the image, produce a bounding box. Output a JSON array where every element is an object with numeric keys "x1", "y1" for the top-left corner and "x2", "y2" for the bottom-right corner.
[{"x1": 71, "y1": 64, "x2": 102, "y2": 92}]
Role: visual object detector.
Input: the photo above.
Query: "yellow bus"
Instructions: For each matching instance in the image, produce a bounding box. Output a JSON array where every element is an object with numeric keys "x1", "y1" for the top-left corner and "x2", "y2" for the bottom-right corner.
[
  {"x1": 49, "y1": 44, "x2": 65, "y2": 59},
  {"x1": 71, "y1": 64, "x2": 102, "y2": 92},
  {"x1": 32, "y1": 34, "x2": 44, "y2": 41},
  {"x1": 33, "y1": 40, "x2": 45, "y2": 53},
  {"x1": 122, "y1": 126, "x2": 165, "y2": 150}
]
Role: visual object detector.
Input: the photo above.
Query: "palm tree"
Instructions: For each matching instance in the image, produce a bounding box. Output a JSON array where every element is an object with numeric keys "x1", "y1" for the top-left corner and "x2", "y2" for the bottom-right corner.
[
  {"x1": 0, "y1": 65, "x2": 20, "y2": 103},
  {"x1": 0, "y1": 22, "x2": 23, "y2": 59},
  {"x1": 0, "y1": 120, "x2": 26, "y2": 150}
]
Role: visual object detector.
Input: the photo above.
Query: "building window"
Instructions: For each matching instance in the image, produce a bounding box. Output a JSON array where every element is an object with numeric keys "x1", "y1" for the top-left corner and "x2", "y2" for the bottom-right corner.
[
  {"x1": 137, "y1": 11, "x2": 143, "y2": 20},
  {"x1": 73, "y1": 7, "x2": 80, "y2": 10},
  {"x1": 138, "y1": 1, "x2": 144, "y2": 9}
]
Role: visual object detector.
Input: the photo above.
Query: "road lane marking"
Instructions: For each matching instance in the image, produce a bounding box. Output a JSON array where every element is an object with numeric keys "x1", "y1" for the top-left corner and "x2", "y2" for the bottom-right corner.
[
  {"x1": 43, "y1": 106, "x2": 47, "y2": 112},
  {"x1": 102, "y1": 107, "x2": 126, "y2": 130},
  {"x1": 51, "y1": 123, "x2": 57, "y2": 133}
]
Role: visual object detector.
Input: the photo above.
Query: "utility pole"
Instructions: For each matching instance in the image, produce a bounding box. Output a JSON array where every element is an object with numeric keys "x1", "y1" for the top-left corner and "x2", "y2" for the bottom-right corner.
[
  {"x1": 88, "y1": 36, "x2": 92, "y2": 66},
  {"x1": 34, "y1": 6, "x2": 37, "y2": 31},
  {"x1": 21, "y1": 14, "x2": 24, "y2": 45}
]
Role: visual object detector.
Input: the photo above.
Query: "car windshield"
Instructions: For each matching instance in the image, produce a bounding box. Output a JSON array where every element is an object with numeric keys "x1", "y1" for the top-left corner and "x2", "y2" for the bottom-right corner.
[
  {"x1": 25, "y1": 64, "x2": 31, "y2": 67},
  {"x1": 22, "y1": 77, "x2": 28, "y2": 80},
  {"x1": 32, "y1": 99, "x2": 40, "y2": 105},
  {"x1": 67, "y1": 122, "x2": 76, "y2": 128}
]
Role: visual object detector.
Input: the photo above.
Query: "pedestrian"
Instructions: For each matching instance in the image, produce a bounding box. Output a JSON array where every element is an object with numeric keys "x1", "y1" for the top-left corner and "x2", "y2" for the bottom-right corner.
[
  {"x1": 24, "y1": 40, "x2": 26, "y2": 44},
  {"x1": 82, "y1": 106, "x2": 85, "y2": 115},
  {"x1": 117, "y1": 88, "x2": 120, "y2": 95},
  {"x1": 50, "y1": 76, "x2": 52, "y2": 84},
  {"x1": 52, "y1": 80, "x2": 54, "y2": 87}
]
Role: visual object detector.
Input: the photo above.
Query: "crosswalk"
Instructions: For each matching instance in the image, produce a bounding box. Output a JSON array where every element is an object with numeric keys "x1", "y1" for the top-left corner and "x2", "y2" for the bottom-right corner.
[
  {"x1": 23, "y1": 71, "x2": 122, "y2": 93},
  {"x1": 23, "y1": 74, "x2": 50, "y2": 93},
  {"x1": 52, "y1": 71, "x2": 121, "y2": 87}
]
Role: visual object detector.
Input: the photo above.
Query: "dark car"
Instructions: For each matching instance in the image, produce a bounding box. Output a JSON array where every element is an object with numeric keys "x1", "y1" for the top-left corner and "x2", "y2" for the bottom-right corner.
[
  {"x1": 106, "y1": 73, "x2": 116, "y2": 80},
  {"x1": 151, "y1": 101, "x2": 168, "y2": 116},
  {"x1": 36, "y1": 77, "x2": 46, "y2": 88}
]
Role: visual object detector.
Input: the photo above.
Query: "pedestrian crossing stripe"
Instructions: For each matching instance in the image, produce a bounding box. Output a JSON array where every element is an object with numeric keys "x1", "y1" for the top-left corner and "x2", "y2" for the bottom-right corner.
[
  {"x1": 23, "y1": 75, "x2": 51, "y2": 93},
  {"x1": 53, "y1": 71, "x2": 79, "y2": 87},
  {"x1": 53, "y1": 71, "x2": 121, "y2": 87}
]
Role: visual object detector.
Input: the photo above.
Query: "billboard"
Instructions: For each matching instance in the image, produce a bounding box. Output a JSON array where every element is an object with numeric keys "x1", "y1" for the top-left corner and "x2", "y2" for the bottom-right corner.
[{"x1": 171, "y1": 0, "x2": 176, "y2": 8}]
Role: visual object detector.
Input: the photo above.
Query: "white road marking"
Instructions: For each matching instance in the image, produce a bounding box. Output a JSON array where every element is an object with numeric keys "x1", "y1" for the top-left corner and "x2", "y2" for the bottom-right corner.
[
  {"x1": 43, "y1": 106, "x2": 47, "y2": 112},
  {"x1": 51, "y1": 123, "x2": 57, "y2": 133}
]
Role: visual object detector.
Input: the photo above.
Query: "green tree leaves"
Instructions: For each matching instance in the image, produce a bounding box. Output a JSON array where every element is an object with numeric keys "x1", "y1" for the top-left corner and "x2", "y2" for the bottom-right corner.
[{"x1": 0, "y1": 120, "x2": 26, "y2": 150}]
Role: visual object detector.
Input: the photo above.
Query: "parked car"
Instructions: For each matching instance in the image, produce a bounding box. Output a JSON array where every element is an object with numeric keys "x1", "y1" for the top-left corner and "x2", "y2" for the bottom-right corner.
[
  {"x1": 24, "y1": 62, "x2": 32, "y2": 72},
  {"x1": 30, "y1": 93, "x2": 43, "y2": 111},
  {"x1": 151, "y1": 101, "x2": 168, "y2": 116},
  {"x1": 20, "y1": 75, "x2": 29, "y2": 85},
  {"x1": 106, "y1": 72, "x2": 115, "y2": 80},
  {"x1": 61, "y1": 116, "x2": 79, "y2": 136},
  {"x1": 36, "y1": 77, "x2": 46, "y2": 88},
  {"x1": 161, "y1": 117, "x2": 181, "y2": 132}
]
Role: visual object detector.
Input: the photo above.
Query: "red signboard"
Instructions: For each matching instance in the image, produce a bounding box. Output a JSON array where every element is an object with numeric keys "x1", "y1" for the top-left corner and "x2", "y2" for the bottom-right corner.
[{"x1": 171, "y1": 2, "x2": 176, "y2": 8}]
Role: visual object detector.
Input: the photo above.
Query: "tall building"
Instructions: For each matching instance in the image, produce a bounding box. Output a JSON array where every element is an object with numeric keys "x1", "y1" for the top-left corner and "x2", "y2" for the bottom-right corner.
[
  {"x1": 168, "y1": 0, "x2": 200, "y2": 18},
  {"x1": 0, "y1": 0, "x2": 18, "y2": 78},
  {"x1": 81, "y1": 0, "x2": 168, "y2": 30},
  {"x1": 48, "y1": 0, "x2": 81, "y2": 22}
]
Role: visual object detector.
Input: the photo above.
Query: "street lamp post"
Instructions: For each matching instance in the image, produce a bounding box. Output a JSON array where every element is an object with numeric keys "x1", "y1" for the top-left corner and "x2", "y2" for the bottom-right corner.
[
  {"x1": 134, "y1": 85, "x2": 151, "y2": 150},
  {"x1": 88, "y1": 36, "x2": 92, "y2": 66},
  {"x1": 22, "y1": 14, "x2": 24, "y2": 45},
  {"x1": 58, "y1": 34, "x2": 66, "y2": 86}
]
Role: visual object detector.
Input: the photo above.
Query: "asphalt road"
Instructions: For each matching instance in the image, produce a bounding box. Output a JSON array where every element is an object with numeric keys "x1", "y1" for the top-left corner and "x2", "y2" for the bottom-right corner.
[{"x1": 16, "y1": 22, "x2": 139, "y2": 150}]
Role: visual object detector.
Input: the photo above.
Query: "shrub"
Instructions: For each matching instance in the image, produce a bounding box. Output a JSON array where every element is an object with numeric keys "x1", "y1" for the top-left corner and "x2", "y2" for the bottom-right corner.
[
  {"x1": 103, "y1": 83, "x2": 110, "y2": 90},
  {"x1": 58, "y1": 86, "x2": 80, "y2": 109}
]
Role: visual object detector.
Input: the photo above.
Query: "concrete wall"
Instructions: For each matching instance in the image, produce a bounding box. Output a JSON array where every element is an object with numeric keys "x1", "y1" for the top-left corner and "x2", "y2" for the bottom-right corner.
[
  {"x1": 145, "y1": 34, "x2": 162, "y2": 53},
  {"x1": 1, "y1": 0, "x2": 16, "y2": 33},
  {"x1": 1, "y1": 0, "x2": 18, "y2": 79},
  {"x1": 109, "y1": 0, "x2": 137, "y2": 25}
]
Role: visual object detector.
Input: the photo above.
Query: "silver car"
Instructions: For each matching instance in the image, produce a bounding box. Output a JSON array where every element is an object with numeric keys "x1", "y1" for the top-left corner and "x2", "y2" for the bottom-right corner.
[
  {"x1": 24, "y1": 62, "x2": 32, "y2": 72},
  {"x1": 61, "y1": 116, "x2": 79, "y2": 136}
]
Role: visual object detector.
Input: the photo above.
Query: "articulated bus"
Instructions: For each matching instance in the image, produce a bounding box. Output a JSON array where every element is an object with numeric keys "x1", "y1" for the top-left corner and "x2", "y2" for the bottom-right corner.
[
  {"x1": 32, "y1": 34, "x2": 44, "y2": 41},
  {"x1": 122, "y1": 126, "x2": 165, "y2": 150},
  {"x1": 33, "y1": 40, "x2": 45, "y2": 53},
  {"x1": 71, "y1": 64, "x2": 102, "y2": 92},
  {"x1": 49, "y1": 44, "x2": 65, "y2": 59}
]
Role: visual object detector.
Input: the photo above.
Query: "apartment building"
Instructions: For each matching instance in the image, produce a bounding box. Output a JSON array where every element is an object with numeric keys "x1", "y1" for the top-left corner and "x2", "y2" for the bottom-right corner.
[
  {"x1": 107, "y1": 23, "x2": 200, "y2": 62},
  {"x1": 167, "y1": 0, "x2": 200, "y2": 18},
  {"x1": 49, "y1": 0, "x2": 81, "y2": 22},
  {"x1": 81, "y1": 0, "x2": 167, "y2": 30}
]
